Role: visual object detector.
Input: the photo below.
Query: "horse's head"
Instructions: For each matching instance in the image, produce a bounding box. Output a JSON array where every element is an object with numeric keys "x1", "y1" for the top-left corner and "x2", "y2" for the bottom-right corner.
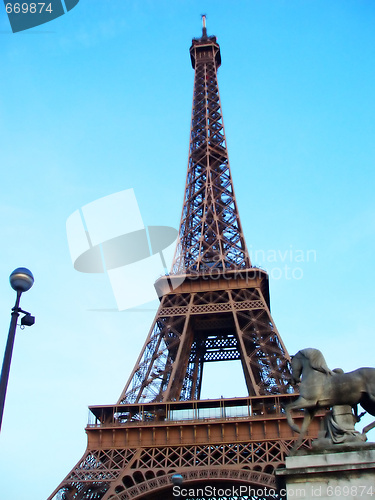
[
  {"x1": 299, "y1": 347, "x2": 333, "y2": 376},
  {"x1": 290, "y1": 353, "x2": 303, "y2": 384}
]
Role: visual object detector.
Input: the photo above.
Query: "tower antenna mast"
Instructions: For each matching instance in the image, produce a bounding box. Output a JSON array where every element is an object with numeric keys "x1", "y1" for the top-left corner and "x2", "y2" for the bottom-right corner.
[{"x1": 202, "y1": 14, "x2": 207, "y2": 37}]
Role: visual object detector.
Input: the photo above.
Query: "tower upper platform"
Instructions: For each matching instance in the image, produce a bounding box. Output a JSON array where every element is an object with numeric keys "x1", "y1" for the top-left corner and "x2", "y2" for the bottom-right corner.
[{"x1": 190, "y1": 22, "x2": 221, "y2": 69}]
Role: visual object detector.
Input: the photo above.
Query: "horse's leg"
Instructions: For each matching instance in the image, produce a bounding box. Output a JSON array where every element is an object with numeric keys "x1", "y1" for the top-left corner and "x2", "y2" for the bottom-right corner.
[
  {"x1": 351, "y1": 404, "x2": 367, "y2": 422},
  {"x1": 362, "y1": 420, "x2": 375, "y2": 435},
  {"x1": 352, "y1": 404, "x2": 358, "y2": 420},
  {"x1": 290, "y1": 408, "x2": 316, "y2": 454},
  {"x1": 285, "y1": 404, "x2": 300, "y2": 433},
  {"x1": 285, "y1": 397, "x2": 311, "y2": 434}
]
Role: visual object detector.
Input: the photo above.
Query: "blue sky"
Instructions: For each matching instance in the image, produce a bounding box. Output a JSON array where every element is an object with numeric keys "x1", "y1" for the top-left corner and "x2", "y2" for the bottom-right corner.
[{"x1": 0, "y1": 1, "x2": 375, "y2": 498}]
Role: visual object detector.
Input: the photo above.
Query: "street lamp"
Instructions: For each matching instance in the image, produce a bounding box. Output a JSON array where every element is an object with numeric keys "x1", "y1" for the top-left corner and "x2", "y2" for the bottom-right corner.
[
  {"x1": 0, "y1": 267, "x2": 35, "y2": 432},
  {"x1": 171, "y1": 473, "x2": 183, "y2": 500}
]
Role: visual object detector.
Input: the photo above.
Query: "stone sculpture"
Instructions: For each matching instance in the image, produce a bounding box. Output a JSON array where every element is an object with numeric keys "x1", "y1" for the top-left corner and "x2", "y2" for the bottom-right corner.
[{"x1": 285, "y1": 348, "x2": 375, "y2": 451}]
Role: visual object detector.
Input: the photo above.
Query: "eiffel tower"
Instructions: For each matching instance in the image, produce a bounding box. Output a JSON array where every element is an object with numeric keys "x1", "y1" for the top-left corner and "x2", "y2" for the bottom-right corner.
[{"x1": 49, "y1": 19, "x2": 322, "y2": 500}]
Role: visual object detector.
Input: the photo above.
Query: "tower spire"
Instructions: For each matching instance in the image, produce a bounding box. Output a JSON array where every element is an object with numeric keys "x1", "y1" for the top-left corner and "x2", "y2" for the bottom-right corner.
[{"x1": 202, "y1": 14, "x2": 207, "y2": 38}]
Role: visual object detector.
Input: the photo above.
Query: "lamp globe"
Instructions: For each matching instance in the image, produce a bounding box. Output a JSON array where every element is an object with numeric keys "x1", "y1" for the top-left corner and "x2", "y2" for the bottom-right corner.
[{"x1": 9, "y1": 268, "x2": 34, "y2": 293}]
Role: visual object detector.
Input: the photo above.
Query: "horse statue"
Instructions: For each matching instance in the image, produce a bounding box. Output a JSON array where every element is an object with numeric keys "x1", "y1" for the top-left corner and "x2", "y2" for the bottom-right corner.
[{"x1": 285, "y1": 348, "x2": 375, "y2": 451}]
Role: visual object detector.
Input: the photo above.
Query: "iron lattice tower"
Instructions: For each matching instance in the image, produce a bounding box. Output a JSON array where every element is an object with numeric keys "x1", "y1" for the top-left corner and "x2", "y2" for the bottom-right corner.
[{"x1": 49, "y1": 20, "x2": 321, "y2": 500}]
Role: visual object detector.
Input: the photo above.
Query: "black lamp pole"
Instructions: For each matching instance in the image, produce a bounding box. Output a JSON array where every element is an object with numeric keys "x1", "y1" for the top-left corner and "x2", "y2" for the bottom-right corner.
[{"x1": 0, "y1": 268, "x2": 34, "y2": 432}]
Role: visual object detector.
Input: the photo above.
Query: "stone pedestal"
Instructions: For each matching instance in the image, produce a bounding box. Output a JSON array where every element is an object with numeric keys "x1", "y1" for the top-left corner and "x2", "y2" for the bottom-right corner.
[{"x1": 276, "y1": 443, "x2": 375, "y2": 499}]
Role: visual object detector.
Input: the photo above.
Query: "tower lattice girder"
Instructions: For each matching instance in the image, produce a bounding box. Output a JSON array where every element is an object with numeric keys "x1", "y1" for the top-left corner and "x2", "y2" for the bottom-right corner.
[
  {"x1": 49, "y1": 23, "x2": 321, "y2": 500},
  {"x1": 173, "y1": 34, "x2": 249, "y2": 275},
  {"x1": 117, "y1": 27, "x2": 293, "y2": 405}
]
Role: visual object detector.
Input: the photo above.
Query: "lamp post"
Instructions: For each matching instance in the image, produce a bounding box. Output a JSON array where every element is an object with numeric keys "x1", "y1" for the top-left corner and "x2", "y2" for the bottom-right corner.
[
  {"x1": 0, "y1": 267, "x2": 34, "y2": 432},
  {"x1": 171, "y1": 473, "x2": 183, "y2": 500}
]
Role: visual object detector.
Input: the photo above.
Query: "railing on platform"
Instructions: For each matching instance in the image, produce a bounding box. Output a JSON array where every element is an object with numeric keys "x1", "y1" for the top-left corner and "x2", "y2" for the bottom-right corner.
[{"x1": 87, "y1": 394, "x2": 298, "y2": 428}]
